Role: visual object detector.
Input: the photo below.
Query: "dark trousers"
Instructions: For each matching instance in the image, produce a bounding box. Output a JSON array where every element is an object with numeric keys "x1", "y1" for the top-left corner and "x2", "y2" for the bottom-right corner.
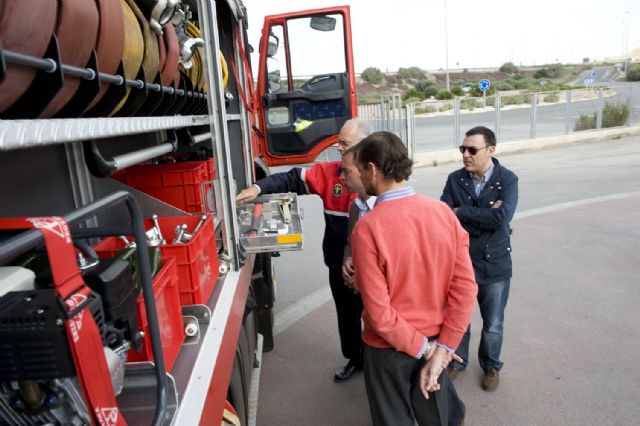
[
  {"x1": 452, "y1": 279, "x2": 511, "y2": 372},
  {"x1": 363, "y1": 345, "x2": 465, "y2": 426},
  {"x1": 328, "y1": 265, "x2": 363, "y2": 364}
]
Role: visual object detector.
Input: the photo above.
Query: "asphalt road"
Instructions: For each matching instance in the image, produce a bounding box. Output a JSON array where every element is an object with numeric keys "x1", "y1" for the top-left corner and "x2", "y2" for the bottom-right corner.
[
  {"x1": 259, "y1": 135, "x2": 640, "y2": 425},
  {"x1": 412, "y1": 86, "x2": 637, "y2": 152}
]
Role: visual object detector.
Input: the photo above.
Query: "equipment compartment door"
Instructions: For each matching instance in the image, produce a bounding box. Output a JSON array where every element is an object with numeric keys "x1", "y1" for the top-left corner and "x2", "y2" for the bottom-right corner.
[{"x1": 256, "y1": 6, "x2": 357, "y2": 166}]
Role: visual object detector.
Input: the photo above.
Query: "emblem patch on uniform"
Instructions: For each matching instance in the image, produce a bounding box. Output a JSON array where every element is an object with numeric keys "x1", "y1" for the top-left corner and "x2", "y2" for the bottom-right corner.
[{"x1": 332, "y1": 183, "x2": 343, "y2": 197}]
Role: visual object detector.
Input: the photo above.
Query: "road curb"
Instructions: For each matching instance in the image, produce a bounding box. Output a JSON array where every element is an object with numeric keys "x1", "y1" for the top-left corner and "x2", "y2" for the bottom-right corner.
[{"x1": 413, "y1": 125, "x2": 640, "y2": 168}]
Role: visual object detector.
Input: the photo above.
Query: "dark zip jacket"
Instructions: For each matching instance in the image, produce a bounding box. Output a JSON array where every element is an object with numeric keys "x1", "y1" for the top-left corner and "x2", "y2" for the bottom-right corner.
[{"x1": 441, "y1": 158, "x2": 519, "y2": 285}]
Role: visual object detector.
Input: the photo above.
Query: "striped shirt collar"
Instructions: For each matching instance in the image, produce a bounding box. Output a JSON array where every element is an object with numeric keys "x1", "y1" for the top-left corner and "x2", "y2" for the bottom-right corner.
[{"x1": 376, "y1": 186, "x2": 415, "y2": 204}]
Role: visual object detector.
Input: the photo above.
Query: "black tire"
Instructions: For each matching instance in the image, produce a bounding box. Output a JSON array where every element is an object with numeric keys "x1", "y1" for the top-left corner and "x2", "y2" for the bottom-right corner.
[{"x1": 227, "y1": 351, "x2": 248, "y2": 425}]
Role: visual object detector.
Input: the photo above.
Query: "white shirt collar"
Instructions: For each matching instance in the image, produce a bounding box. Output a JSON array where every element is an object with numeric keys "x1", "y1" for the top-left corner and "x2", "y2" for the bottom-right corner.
[{"x1": 354, "y1": 195, "x2": 377, "y2": 212}]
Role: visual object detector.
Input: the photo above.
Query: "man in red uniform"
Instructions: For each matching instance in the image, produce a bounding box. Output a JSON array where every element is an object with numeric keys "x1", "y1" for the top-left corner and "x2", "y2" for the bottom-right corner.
[
  {"x1": 235, "y1": 118, "x2": 373, "y2": 382},
  {"x1": 351, "y1": 131, "x2": 477, "y2": 425}
]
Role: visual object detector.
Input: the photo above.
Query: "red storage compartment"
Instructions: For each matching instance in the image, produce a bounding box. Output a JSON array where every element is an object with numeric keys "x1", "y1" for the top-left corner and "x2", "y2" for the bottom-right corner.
[
  {"x1": 206, "y1": 158, "x2": 216, "y2": 180},
  {"x1": 93, "y1": 214, "x2": 219, "y2": 305},
  {"x1": 149, "y1": 215, "x2": 219, "y2": 305},
  {"x1": 113, "y1": 161, "x2": 212, "y2": 213},
  {"x1": 93, "y1": 237, "x2": 127, "y2": 258},
  {"x1": 128, "y1": 256, "x2": 184, "y2": 371}
]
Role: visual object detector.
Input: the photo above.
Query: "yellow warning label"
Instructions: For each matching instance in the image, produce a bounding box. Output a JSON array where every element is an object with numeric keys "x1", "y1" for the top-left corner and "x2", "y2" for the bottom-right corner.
[{"x1": 276, "y1": 234, "x2": 302, "y2": 244}]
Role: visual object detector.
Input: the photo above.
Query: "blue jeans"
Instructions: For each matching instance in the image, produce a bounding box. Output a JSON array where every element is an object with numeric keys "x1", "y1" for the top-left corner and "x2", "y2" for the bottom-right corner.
[{"x1": 451, "y1": 279, "x2": 511, "y2": 372}]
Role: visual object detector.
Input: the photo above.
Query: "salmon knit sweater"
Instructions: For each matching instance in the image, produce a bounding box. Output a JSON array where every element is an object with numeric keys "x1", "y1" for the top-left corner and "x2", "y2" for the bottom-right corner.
[{"x1": 351, "y1": 193, "x2": 477, "y2": 357}]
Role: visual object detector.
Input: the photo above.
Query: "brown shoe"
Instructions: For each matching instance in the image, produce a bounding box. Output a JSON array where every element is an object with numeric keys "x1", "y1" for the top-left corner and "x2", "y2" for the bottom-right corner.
[
  {"x1": 482, "y1": 367, "x2": 499, "y2": 391},
  {"x1": 446, "y1": 366, "x2": 461, "y2": 381}
]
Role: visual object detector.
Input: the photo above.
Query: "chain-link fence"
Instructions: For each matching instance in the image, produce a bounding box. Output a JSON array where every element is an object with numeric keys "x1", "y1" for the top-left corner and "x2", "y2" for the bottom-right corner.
[{"x1": 357, "y1": 85, "x2": 640, "y2": 155}]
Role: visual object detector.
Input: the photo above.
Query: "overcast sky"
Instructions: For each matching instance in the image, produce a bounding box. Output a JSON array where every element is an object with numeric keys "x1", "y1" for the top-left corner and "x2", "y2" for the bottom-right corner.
[{"x1": 244, "y1": 0, "x2": 638, "y2": 72}]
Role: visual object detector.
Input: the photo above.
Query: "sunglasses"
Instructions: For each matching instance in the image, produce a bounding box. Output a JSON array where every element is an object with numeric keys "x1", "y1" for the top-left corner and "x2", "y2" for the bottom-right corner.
[{"x1": 459, "y1": 145, "x2": 488, "y2": 155}]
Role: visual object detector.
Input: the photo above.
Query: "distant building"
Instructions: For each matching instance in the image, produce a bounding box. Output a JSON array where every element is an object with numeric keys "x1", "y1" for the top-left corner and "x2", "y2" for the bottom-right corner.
[{"x1": 604, "y1": 46, "x2": 640, "y2": 63}]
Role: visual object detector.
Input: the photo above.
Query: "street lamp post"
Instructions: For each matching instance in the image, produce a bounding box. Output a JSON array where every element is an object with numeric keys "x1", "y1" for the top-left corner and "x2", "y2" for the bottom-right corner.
[
  {"x1": 624, "y1": 11, "x2": 630, "y2": 74},
  {"x1": 444, "y1": 0, "x2": 450, "y2": 91}
]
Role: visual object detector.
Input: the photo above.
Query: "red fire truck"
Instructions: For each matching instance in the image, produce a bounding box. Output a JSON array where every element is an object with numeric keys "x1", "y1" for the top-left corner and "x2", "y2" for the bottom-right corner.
[{"x1": 0, "y1": 1, "x2": 356, "y2": 424}]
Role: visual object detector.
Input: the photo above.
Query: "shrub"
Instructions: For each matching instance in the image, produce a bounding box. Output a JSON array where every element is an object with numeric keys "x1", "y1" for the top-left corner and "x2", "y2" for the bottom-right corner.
[
  {"x1": 502, "y1": 94, "x2": 530, "y2": 105},
  {"x1": 415, "y1": 80, "x2": 436, "y2": 92},
  {"x1": 435, "y1": 90, "x2": 454, "y2": 100},
  {"x1": 495, "y1": 81, "x2": 514, "y2": 91},
  {"x1": 547, "y1": 63, "x2": 566, "y2": 78},
  {"x1": 574, "y1": 103, "x2": 629, "y2": 131},
  {"x1": 574, "y1": 113, "x2": 596, "y2": 131},
  {"x1": 537, "y1": 82, "x2": 561, "y2": 92},
  {"x1": 559, "y1": 84, "x2": 582, "y2": 90},
  {"x1": 470, "y1": 85, "x2": 496, "y2": 97},
  {"x1": 424, "y1": 86, "x2": 439, "y2": 98},
  {"x1": 415, "y1": 105, "x2": 437, "y2": 114},
  {"x1": 402, "y1": 97, "x2": 423, "y2": 105},
  {"x1": 414, "y1": 80, "x2": 439, "y2": 98},
  {"x1": 451, "y1": 86, "x2": 464, "y2": 96},
  {"x1": 511, "y1": 77, "x2": 535, "y2": 90},
  {"x1": 402, "y1": 88, "x2": 425, "y2": 101},
  {"x1": 397, "y1": 66, "x2": 427, "y2": 81},
  {"x1": 387, "y1": 75, "x2": 400, "y2": 85},
  {"x1": 544, "y1": 93, "x2": 560, "y2": 103},
  {"x1": 533, "y1": 69, "x2": 550, "y2": 79},
  {"x1": 627, "y1": 66, "x2": 640, "y2": 81},
  {"x1": 461, "y1": 99, "x2": 482, "y2": 110},
  {"x1": 439, "y1": 104, "x2": 453, "y2": 112},
  {"x1": 361, "y1": 67, "x2": 384, "y2": 84},
  {"x1": 499, "y1": 62, "x2": 519, "y2": 74},
  {"x1": 602, "y1": 103, "x2": 629, "y2": 127}
]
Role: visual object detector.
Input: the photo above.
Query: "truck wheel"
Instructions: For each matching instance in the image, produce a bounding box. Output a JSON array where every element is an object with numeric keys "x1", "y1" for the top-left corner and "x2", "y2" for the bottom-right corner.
[{"x1": 227, "y1": 351, "x2": 248, "y2": 425}]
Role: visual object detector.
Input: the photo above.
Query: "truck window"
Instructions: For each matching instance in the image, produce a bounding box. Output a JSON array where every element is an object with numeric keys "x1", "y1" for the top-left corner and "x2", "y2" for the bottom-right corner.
[{"x1": 287, "y1": 14, "x2": 346, "y2": 89}]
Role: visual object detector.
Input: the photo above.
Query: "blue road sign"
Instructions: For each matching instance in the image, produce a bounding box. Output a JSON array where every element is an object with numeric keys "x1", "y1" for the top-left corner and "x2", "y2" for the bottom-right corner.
[
  {"x1": 479, "y1": 79, "x2": 491, "y2": 92},
  {"x1": 591, "y1": 70, "x2": 597, "y2": 79}
]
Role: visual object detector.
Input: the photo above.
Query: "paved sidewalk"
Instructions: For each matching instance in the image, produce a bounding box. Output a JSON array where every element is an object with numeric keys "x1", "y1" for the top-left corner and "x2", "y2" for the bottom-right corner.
[{"x1": 258, "y1": 195, "x2": 640, "y2": 425}]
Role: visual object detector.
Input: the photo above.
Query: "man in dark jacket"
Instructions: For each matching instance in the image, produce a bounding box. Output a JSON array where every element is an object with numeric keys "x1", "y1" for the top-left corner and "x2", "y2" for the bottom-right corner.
[
  {"x1": 235, "y1": 118, "x2": 373, "y2": 382},
  {"x1": 440, "y1": 126, "x2": 519, "y2": 392}
]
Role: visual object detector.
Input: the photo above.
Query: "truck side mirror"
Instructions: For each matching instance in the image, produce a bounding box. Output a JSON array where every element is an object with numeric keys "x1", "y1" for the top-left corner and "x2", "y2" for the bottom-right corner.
[
  {"x1": 267, "y1": 33, "x2": 279, "y2": 57},
  {"x1": 309, "y1": 15, "x2": 336, "y2": 31}
]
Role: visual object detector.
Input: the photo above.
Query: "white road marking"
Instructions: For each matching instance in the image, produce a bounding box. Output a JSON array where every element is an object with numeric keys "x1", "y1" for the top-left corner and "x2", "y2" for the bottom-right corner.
[
  {"x1": 513, "y1": 191, "x2": 640, "y2": 220},
  {"x1": 274, "y1": 287, "x2": 332, "y2": 336}
]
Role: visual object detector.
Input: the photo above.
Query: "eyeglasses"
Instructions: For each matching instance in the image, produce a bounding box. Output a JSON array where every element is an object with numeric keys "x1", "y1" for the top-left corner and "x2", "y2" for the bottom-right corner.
[{"x1": 459, "y1": 145, "x2": 488, "y2": 155}]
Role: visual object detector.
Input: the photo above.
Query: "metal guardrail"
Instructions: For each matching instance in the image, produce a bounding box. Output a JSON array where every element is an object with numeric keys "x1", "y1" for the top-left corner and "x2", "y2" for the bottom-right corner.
[{"x1": 358, "y1": 85, "x2": 640, "y2": 154}]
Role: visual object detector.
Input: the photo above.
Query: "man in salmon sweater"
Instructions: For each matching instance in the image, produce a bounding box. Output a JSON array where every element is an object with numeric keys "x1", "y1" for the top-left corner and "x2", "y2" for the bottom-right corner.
[{"x1": 351, "y1": 131, "x2": 477, "y2": 426}]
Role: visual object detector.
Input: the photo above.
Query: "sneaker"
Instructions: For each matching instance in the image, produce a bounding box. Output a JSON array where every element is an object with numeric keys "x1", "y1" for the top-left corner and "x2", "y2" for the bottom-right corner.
[{"x1": 482, "y1": 367, "x2": 499, "y2": 391}]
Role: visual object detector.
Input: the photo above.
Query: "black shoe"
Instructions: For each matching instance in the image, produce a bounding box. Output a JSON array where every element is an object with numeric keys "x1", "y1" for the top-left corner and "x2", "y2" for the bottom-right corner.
[
  {"x1": 333, "y1": 360, "x2": 362, "y2": 383},
  {"x1": 446, "y1": 366, "x2": 463, "y2": 381}
]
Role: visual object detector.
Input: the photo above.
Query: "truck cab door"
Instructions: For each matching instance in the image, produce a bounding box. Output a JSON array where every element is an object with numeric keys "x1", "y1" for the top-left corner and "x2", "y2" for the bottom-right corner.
[{"x1": 256, "y1": 6, "x2": 356, "y2": 166}]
